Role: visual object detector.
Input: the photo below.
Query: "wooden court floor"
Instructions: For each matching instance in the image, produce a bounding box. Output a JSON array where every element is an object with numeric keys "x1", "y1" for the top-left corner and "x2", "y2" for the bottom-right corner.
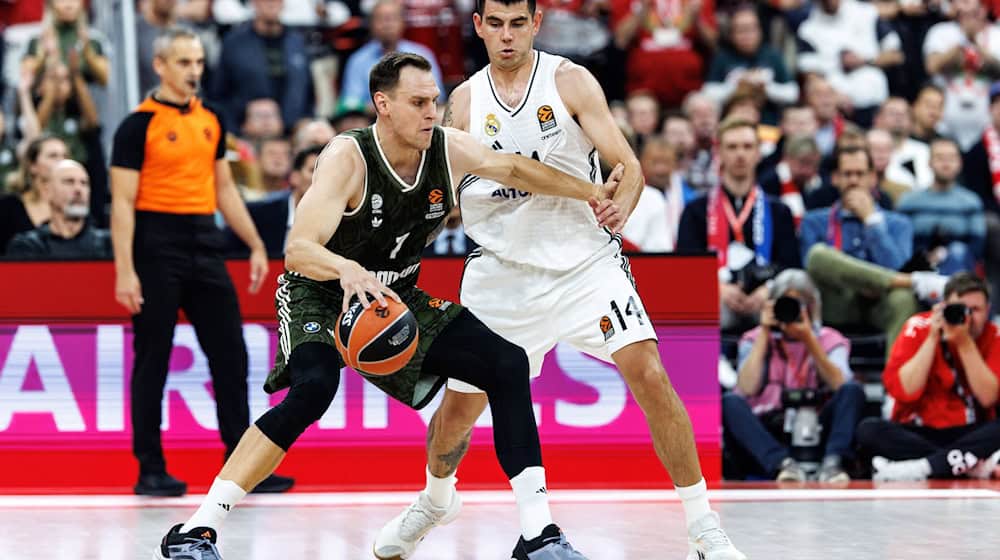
[{"x1": 1, "y1": 485, "x2": 997, "y2": 559}]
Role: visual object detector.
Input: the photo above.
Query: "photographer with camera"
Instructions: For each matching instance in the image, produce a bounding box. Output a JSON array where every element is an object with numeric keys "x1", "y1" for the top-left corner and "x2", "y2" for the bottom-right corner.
[
  {"x1": 723, "y1": 269, "x2": 865, "y2": 483},
  {"x1": 857, "y1": 273, "x2": 1000, "y2": 481},
  {"x1": 677, "y1": 119, "x2": 800, "y2": 332}
]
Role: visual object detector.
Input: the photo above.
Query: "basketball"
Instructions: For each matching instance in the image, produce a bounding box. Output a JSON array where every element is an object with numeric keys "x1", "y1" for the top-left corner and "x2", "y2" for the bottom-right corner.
[{"x1": 334, "y1": 298, "x2": 419, "y2": 376}]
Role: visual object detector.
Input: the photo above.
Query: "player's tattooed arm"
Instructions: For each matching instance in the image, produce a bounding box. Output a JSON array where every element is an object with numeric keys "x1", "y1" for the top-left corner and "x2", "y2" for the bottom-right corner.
[
  {"x1": 442, "y1": 81, "x2": 470, "y2": 132},
  {"x1": 441, "y1": 100, "x2": 454, "y2": 127}
]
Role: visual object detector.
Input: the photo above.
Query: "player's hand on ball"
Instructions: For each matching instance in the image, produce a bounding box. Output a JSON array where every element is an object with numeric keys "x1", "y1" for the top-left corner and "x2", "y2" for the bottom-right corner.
[{"x1": 339, "y1": 260, "x2": 401, "y2": 313}]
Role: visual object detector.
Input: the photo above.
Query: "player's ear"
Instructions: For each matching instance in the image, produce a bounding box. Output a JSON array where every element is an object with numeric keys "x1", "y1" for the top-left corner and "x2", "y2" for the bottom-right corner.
[
  {"x1": 533, "y1": 7, "x2": 543, "y2": 32},
  {"x1": 472, "y1": 13, "x2": 484, "y2": 38},
  {"x1": 373, "y1": 91, "x2": 390, "y2": 117}
]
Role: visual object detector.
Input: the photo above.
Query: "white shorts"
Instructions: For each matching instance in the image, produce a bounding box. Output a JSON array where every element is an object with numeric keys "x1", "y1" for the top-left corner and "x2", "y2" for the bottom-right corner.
[{"x1": 447, "y1": 242, "x2": 658, "y2": 393}]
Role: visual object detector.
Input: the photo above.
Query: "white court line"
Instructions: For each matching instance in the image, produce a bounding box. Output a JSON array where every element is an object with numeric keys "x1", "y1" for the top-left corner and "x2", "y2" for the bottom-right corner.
[{"x1": 0, "y1": 488, "x2": 997, "y2": 509}]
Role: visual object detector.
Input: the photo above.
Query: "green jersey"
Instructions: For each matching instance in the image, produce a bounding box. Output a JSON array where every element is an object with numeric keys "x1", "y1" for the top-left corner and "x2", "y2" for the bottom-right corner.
[
  {"x1": 266, "y1": 125, "x2": 465, "y2": 407},
  {"x1": 296, "y1": 125, "x2": 455, "y2": 298}
]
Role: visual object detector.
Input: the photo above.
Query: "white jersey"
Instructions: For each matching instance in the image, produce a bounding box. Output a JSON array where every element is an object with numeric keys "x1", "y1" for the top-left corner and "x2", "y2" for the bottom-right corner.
[{"x1": 461, "y1": 50, "x2": 612, "y2": 271}]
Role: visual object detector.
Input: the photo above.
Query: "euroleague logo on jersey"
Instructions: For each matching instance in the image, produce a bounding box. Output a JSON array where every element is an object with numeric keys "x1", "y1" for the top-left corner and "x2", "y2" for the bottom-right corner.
[
  {"x1": 484, "y1": 113, "x2": 501, "y2": 137},
  {"x1": 537, "y1": 105, "x2": 556, "y2": 132},
  {"x1": 425, "y1": 188, "x2": 446, "y2": 220}
]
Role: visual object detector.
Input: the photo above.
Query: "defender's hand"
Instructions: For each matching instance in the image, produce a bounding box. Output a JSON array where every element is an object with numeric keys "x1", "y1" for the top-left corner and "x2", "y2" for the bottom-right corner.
[
  {"x1": 590, "y1": 163, "x2": 626, "y2": 231},
  {"x1": 589, "y1": 197, "x2": 624, "y2": 232}
]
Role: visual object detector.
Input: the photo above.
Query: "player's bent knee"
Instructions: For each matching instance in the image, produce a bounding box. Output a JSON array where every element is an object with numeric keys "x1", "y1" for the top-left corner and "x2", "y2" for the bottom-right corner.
[
  {"x1": 492, "y1": 341, "x2": 531, "y2": 392},
  {"x1": 255, "y1": 343, "x2": 341, "y2": 450}
]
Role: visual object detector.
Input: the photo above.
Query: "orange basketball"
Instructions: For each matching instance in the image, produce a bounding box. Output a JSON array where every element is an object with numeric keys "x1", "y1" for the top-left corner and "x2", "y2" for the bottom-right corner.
[{"x1": 334, "y1": 298, "x2": 419, "y2": 376}]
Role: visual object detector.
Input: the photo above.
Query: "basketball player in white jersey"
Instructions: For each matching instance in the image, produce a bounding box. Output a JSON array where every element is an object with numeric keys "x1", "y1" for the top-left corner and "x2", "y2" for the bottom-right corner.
[{"x1": 373, "y1": 1, "x2": 747, "y2": 559}]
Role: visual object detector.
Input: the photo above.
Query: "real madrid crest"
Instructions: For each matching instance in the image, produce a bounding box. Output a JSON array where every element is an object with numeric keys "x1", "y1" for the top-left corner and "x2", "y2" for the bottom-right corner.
[{"x1": 484, "y1": 113, "x2": 500, "y2": 137}]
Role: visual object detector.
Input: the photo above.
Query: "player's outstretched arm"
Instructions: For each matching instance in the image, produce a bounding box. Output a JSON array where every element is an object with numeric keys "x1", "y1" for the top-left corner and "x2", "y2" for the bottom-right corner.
[
  {"x1": 445, "y1": 127, "x2": 613, "y2": 202},
  {"x1": 285, "y1": 139, "x2": 400, "y2": 311},
  {"x1": 557, "y1": 61, "x2": 644, "y2": 219}
]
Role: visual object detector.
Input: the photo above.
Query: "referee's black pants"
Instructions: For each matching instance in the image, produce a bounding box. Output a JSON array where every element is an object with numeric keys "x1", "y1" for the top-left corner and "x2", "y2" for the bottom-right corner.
[{"x1": 131, "y1": 212, "x2": 249, "y2": 475}]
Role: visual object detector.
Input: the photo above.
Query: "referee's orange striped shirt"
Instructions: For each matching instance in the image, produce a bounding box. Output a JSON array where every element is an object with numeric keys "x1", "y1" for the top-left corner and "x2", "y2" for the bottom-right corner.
[{"x1": 111, "y1": 95, "x2": 226, "y2": 215}]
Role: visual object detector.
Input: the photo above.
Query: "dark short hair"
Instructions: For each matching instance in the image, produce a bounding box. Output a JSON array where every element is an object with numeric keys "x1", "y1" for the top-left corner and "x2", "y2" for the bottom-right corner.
[
  {"x1": 929, "y1": 135, "x2": 961, "y2": 154},
  {"x1": 475, "y1": 0, "x2": 536, "y2": 16},
  {"x1": 369, "y1": 52, "x2": 433, "y2": 104},
  {"x1": 915, "y1": 83, "x2": 945, "y2": 101},
  {"x1": 833, "y1": 145, "x2": 873, "y2": 171},
  {"x1": 294, "y1": 145, "x2": 324, "y2": 172},
  {"x1": 945, "y1": 272, "x2": 991, "y2": 302}
]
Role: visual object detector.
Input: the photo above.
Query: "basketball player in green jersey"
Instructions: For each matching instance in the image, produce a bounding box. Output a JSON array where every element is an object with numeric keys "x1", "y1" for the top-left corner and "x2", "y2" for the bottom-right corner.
[{"x1": 153, "y1": 52, "x2": 623, "y2": 560}]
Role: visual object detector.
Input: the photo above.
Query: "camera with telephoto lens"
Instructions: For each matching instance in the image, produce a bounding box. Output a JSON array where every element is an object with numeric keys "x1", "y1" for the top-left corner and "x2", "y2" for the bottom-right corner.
[
  {"x1": 773, "y1": 296, "x2": 802, "y2": 323},
  {"x1": 943, "y1": 303, "x2": 969, "y2": 326}
]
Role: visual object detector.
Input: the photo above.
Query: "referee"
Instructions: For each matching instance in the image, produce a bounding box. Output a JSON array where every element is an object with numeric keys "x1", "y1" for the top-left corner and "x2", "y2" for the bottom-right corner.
[{"x1": 110, "y1": 27, "x2": 292, "y2": 496}]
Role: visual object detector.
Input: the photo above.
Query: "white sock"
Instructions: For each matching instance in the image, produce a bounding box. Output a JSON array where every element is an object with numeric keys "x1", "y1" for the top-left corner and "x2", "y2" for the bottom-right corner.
[
  {"x1": 424, "y1": 466, "x2": 456, "y2": 508},
  {"x1": 180, "y1": 478, "x2": 247, "y2": 533},
  {"x1": 676, "y1": 478, "x2": 712, "y2": 530},
  {"x1": 510, "y1": 466, "x2": 553, "y2": 540}
]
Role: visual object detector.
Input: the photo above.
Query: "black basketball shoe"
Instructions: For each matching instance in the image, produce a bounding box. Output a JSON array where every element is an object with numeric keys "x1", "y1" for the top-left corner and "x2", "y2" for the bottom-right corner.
[
  {"x1": 154, "y1": 524, "x2": 222, "y2": 559},
  {"x1": 511, "y1": 524, "x2": 588, "y2": 559}
]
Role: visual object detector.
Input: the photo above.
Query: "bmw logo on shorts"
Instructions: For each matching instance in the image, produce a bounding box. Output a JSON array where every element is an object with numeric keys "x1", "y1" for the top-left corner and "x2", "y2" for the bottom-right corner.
[{"x1": 303, "y1": 321, "x2": 321, "y2": 334}]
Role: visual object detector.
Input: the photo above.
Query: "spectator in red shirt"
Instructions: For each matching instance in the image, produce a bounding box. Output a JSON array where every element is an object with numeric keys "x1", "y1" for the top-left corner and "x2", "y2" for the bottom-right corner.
[
  {"x1": 857, "y1": 272, "x2": 1000, "y2": 481},
  {"x1": 611, "y1": 0, "x2": 717, "y2": 107}
]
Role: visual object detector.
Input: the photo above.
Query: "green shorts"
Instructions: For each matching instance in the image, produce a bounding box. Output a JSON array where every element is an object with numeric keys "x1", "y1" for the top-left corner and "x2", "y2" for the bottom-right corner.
[{"x1": 265, "y1": 274, "x2": 465, "y2": 409}]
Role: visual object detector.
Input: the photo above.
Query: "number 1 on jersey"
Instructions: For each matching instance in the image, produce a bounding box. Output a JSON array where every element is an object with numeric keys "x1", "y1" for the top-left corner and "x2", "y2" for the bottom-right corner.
[{"x1": 390, "y1": 233, "x2": 411, "y2": 260}]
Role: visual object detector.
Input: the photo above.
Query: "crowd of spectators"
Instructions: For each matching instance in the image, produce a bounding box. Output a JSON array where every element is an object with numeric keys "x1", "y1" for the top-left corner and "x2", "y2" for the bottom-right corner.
[{"x1": 0, "y1": 0, "x2": 998, "y2": 483}]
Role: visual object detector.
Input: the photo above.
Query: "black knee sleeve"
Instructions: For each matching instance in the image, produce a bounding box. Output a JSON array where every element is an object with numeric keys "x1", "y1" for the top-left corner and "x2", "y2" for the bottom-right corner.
[
  {"x1": 484, "y1": 340, "x2": 542, "y2": 478},
  {"x1": 255, "y1": 342, "x2": 341, "y2": 451},
  {"x1": 423, "y1": 311, "x2": 543, "y2": 479}
]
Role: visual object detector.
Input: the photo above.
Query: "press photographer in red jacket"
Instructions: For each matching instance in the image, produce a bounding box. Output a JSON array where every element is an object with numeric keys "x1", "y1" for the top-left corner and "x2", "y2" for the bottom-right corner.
[{"x1": 857, "y1": 273, "x2": 1000, "y2": 481}]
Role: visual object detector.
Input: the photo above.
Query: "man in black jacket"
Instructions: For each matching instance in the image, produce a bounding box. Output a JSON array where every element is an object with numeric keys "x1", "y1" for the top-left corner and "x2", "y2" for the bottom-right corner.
[
  {"x1": 225, "y1": 145, "x2": 323, "y2": 256},
  {"x1": 7, "y1": 160, "x2": 111, "y2": 259}
]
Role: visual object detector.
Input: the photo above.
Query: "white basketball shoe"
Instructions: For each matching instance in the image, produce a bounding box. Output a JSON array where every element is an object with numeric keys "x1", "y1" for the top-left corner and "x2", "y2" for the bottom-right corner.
[
  {"x1": 373, "y1": 490, "x2": 462, "y2": 559},
  {"x1": 686, "y1": 512, "x2": 748, "y2": 560}
]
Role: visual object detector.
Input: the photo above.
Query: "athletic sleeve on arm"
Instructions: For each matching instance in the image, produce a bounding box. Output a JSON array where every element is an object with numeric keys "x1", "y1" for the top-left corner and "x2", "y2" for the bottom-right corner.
[{"x1": 110, "y1": 112, "x2": 154, "y2": 170}]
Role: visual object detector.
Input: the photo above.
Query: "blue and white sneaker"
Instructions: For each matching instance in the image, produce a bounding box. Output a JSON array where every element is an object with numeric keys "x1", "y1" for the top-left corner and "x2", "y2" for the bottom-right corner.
[
  {"x1": 154, "y1": 524, "x2": 222, "y2": 559},
  {"x1": 511, "y1": 524, "x2": 588, "y2": 559}
]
